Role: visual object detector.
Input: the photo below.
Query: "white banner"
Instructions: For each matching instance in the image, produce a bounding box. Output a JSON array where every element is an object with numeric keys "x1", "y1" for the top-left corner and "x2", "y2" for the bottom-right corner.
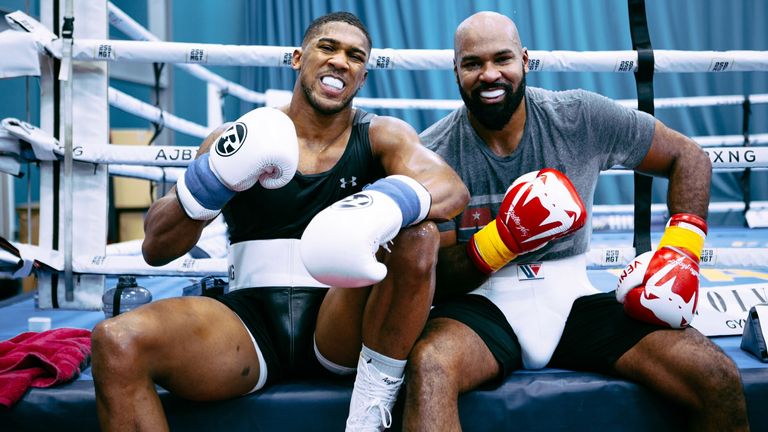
[{"x1": 692, "y1": 283, "x2": 768, "y2": 336}]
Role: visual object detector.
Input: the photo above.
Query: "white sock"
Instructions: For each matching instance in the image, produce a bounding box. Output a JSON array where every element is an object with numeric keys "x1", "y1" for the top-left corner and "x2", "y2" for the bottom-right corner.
[{"x1": 361, "y1": 344, "x2": 406, "y2": 378}]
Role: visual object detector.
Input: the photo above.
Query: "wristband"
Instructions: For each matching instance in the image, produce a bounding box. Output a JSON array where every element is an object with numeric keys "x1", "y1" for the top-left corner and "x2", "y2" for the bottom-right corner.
[
  {"x1": 364, "y1": 175, "x2": 431, "y2": 227},
  {"x1": 467, "y1": 221, "x2": 518, "y2": 274},
  {"x1": 657, "y1": 213, "x2": 707, "y2": 260},
  {"x1": 175, "y1": 154, "x2": 235, "y2": 220}
]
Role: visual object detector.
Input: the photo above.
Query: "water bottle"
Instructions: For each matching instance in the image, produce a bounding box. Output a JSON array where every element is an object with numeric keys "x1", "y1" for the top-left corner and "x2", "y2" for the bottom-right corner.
[
  {"x1": 182, "y1": 275, "x2": 227, "y2": 298},
  {"x1": 102, "y1": 276, "x2": 152, "y2": 318}
]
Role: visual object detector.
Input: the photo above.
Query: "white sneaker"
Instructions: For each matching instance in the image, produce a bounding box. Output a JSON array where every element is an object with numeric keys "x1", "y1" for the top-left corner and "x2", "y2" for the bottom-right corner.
[{"x1": 345, "y1": 355, "x2": 403, "y2": 432}]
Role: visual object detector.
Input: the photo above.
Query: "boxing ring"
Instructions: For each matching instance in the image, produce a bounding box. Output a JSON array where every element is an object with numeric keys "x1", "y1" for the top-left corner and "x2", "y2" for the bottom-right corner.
[
  {"x1": 1, "y1": 2, "x2": 768, "y2": 430},
  {"x1": 2, "y1": 230, "x2": 767, "y2": 431}
]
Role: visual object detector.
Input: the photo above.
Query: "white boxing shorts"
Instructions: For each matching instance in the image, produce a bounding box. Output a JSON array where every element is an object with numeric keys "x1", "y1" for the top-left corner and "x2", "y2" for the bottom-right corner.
[{"x1": 468, "y1": 253, "x2": 599, "y2": 369}]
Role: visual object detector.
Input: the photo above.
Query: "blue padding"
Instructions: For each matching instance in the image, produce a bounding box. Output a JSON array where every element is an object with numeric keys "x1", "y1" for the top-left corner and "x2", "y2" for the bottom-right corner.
[
  {"x1": 2, "y1": 348, "x2": 767, "y2": 431},
  {"x1": 2, "y1": 271, "x2": 768, "y2": 431},
  {"x1": 364, "y1": 177, "x2": 420, "y2": 227},
  {"x1": 184, "y1": 154, "x2": 235, "y2": 210}
]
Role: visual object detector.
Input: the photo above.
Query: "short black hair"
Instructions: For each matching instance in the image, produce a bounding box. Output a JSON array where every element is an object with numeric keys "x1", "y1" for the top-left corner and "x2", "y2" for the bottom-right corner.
[{"x1": 301, "y1": 11, "x2": 372, "y2": 52}]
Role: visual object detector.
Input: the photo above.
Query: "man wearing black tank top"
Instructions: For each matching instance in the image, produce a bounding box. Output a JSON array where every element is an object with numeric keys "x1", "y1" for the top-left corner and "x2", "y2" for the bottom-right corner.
[{"x1": 90, "y1": 12, "x2": 468, "y2": 432}]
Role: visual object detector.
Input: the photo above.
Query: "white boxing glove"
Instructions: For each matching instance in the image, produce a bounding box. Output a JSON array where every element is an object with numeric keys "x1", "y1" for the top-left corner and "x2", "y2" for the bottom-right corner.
[
  {"x1": 300, "y1": 175, "x2": 431, "y2": 288},
  {"x1": 176, "y1": 107, "x2": 299, "y2": 220}
]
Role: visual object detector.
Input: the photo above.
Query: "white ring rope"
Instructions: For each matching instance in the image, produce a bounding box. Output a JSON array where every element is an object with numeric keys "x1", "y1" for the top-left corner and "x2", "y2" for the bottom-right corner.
[
  {"x1": 108, "y1": 165, "x2": 183, "y2": 182},
  {"x1": 347, "y1": 92, "x2": 768, "y2": 111},
  {"x1": 58, "y1": 39, "x2": 768, "y2": 72},
  {"x1": 695, "y1": 134, "x2": 768, "y2": 147},
  {"x1": 592, "y1": 201, "x2": 768, "y2": 215},
  {"x1": 2, "y1": 117, "x2": 767, "y2": 183},
  {"x1": 4, "y1": 242, "x2": 764, "y2": 278},
  {"x1": 619, "y1": 93, "x2": 768, "y2": 109},
  {"x1": 586, "y1": 247, "x2": 768, "y2": 269},
  {"x1": 109, "y1": 87, "x2": 212, "y2": 138},
  {"x1": 12, "y1": 13, "x2": 768, "y2": 144},
  {"x1": 79, "y1": 141, "x2": 196, "y2": 166},
  {"x1": 107, "y1": 2, "x2": 265, "y2": 104},
  {"x1": 105, "y1": 216, "x2": 228, "y2": 257},
  {"x1": 4, "y1": 120, "x2": 766, "y2": 171},
  {"x1": 592, "y1": 201, "x2": 768, "y2": 231},
  {"x1": 3, "y1": 11, "x2": 213, "y2": 138}
]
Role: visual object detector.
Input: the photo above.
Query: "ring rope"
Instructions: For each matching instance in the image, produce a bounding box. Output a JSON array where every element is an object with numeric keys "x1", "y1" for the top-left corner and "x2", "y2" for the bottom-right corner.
[
  {"x1": 5, "y1": 121, "x2": 767, "y2": 170},
  {"x1": 108, "y1": 165, "x2": 184, "y2": 182},
  {"x1": 4, "y1": 242, "x2": 765, "y2": 279},
  {"x1": 107, "y1": 2, "x2": 265, "y2": 104},
  {"x1": 109, "y1": 88, "x2": 212, "y2": 138},
  {"x1": 344, "y1": 92, "x2": 768, "y2": 111},
  {"x1": 58, "y1": 39, "x2": 768, "y2": 72}
]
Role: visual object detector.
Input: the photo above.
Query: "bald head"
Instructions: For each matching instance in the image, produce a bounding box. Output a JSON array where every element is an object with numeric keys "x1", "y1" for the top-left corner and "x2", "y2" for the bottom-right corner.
[{"x1": 454, "y1": 12, "x2": 522, "y2": 59}]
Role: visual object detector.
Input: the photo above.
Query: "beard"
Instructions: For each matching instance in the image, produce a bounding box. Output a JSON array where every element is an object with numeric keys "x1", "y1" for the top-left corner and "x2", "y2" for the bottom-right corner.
[
  {"x1": 301, "y1": 78, "x2": 359, "y2": 116},
  {"x1": 460, "y1": 72, "x2": 526, "y2": 131}
]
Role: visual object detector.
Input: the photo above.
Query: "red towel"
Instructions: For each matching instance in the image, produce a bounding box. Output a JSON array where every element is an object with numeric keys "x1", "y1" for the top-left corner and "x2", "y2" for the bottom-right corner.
[{"x1": 0, "y1": 327, "x2": 91, "y2": 408}]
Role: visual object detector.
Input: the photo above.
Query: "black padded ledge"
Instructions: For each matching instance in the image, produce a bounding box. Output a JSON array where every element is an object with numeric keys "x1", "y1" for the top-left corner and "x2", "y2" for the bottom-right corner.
[{"x1": 2, "y1": 358, "x2": 767, "y2": 431}]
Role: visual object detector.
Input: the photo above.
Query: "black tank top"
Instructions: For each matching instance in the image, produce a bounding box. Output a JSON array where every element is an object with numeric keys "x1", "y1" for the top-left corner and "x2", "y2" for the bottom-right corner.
[{"x1": 223, "y1": 109, "x2": 384, "y2": 243}]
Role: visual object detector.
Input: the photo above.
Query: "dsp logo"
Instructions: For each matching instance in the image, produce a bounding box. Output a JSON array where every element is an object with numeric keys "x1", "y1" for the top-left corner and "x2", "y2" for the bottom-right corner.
[{"x1": 215, "y1": 122, "x2": 247, "y2": 157}]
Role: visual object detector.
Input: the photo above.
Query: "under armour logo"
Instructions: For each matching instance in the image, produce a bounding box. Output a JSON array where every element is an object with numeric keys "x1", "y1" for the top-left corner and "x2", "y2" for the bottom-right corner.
[
  {"x1": 215, "y1": 122, "x2": 248, "y2": 157},
  {"x1": 339, "y1": 177, "x2": 357, "y2": 189}
]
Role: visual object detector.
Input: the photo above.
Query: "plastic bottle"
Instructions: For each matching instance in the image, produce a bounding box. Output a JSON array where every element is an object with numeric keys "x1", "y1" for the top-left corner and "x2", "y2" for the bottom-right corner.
[{"x1": 102, "y1": 276, "x2": 153, "y2": 318}]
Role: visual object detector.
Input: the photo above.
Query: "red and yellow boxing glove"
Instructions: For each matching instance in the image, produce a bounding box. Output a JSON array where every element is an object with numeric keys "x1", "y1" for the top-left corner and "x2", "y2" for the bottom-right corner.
[
  {"x1": 466, "y1": 168, "x2": 587, "y2": 274},
  {"x1": 616, "y1": 213, "x2": 708, "y2": 328}
]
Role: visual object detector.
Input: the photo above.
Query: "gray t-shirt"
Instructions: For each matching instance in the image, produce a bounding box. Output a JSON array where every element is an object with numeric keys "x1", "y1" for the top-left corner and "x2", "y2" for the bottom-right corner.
[{"x1": 420, "y1": 86, "x2": 655, "y2": 261}]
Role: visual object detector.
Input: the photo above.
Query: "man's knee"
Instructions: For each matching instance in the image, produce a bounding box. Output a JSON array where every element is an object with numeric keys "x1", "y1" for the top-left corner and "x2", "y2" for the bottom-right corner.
[
  {"x1": 392, "y1": 221, "x2": 440, "y2": 271},
  {"x1": 407, "y1": 336, "x2": 460, "y2": 389},
  {"x1": 641, "y1": 329, "x2": 745, "y2": 409},
  {"x1": 91, "y1": 315, "x2": 150, "y2": 379},
  {"x1": 694, "y1": 345, "x2": 743, "y2": 399}
]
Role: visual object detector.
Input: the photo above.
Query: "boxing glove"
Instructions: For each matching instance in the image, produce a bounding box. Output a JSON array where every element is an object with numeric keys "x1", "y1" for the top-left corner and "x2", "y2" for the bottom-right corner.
[
  {"x1": 176, "y1": 107, "x2": 299, "y2": 220},
  {"x1": 616, "y1": 213, "x2": 708, "y2": 328},
  {"x1": 467, "y1": 168, "x2": 586, "y2": 274},
  {"x1": 300, "y1": 175, "x2": 431, "y2": 288}
]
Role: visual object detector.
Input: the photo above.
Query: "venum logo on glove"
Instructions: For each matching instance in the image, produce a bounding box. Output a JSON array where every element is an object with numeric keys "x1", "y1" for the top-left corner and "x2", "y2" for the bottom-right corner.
[
  {"x1": 639, "y1": 256, "x2": 698, "y2": 327},
  {"x1": 467, "y1": 168, "x2": 586, "y2": 274},
  {"x1": 616, "y1": 247, "x2": 701, "y2": 328},
  {"x1": 507, "y1": 170, "x2": 584, "y2": 244},
  {"x1": 215, "y1": 122, "x2": 248, "y2": 157}
]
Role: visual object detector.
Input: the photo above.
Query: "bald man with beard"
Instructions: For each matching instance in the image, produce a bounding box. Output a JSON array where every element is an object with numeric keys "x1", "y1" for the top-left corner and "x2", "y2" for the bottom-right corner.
[{"x1": 402, "y1": 11, "x2": 749, "y2": 432}]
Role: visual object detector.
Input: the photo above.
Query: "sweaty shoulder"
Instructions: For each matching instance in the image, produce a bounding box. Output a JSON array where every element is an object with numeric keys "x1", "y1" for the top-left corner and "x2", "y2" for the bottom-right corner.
[{"x1": 368, "y1": 115, "x2": 420, "y2": 151}]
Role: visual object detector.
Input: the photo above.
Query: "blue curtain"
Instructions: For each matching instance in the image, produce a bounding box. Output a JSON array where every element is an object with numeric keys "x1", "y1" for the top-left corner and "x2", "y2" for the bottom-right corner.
[
  {"x1": 241, "y1": 0, "x2": 767, "y2": 207},
  {"x1": 4, "y1": 1, "x2": 763, "y2": 210}
]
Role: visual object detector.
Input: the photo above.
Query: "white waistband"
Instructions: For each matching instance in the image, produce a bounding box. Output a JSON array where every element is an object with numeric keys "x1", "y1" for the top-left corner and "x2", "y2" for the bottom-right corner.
[
  {"x1": 228, "y1": 239, "x2": 329, "y2": 290},
  {"x1": 482, "y1": 253, "x2": 591, "y2": 285}
]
